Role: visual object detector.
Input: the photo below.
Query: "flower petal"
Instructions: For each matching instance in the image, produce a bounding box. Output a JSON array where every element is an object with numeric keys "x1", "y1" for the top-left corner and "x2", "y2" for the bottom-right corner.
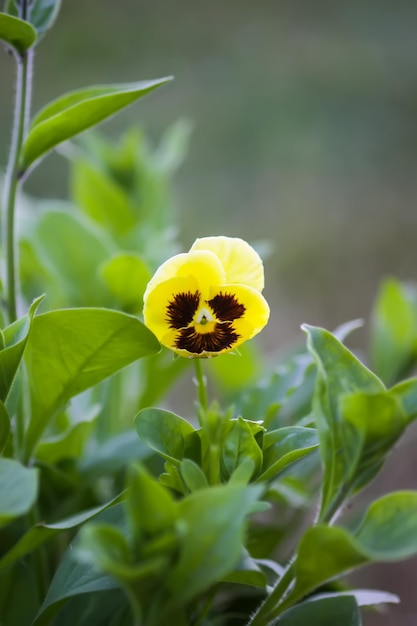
[
  {"x1": 143, "y1": 275, "x2": 200, "y2": 342},
  {"x1": 144, "y1": 250, "x2": 226, "y2": 299},
  {"x1": 190, "y1": 236, "x2": 264, "y2": 292},
  {"x1": 209, "y1": 284, "x2": 270, "y2": 342}
]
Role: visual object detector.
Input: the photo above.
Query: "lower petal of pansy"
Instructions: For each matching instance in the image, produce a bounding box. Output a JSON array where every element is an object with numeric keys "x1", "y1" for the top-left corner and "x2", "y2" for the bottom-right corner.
[{"x1": 208, "y1": 284, "x2": 270, "y2": 340}]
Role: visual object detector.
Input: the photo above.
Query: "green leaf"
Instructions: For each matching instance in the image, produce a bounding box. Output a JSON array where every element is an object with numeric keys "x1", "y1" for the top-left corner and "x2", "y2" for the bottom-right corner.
[
  {"x1": 0, "y1": 295, "x2": 43, "y2": 403},
  {"x1": 221, "y1": 417, "x2": 263, "y2": 481},
  {"x1": 33, "y1": 505, "x2": 125, "y2": 626},
  {"x1": 31, "y1": 209, "x2": 115, "y2": 308},
  {"x1": 237, "y1": 353, "x2": 315, "y2": 429},
  {"x1": 0, "y1": 494, "x2": 123, "y2": 572},
  {"x1": 339, "y1": 391, "x2": 407, "y2": 492},
  {"x1": 303, "y1": 324, "x2": 385, "y2": 518},
  {"x1": 0, "y1": 12, "x2": 37, "y2": 54},
  {"x1": 180, "y1": 458, "x2": 209, "y2": 491},
  {"x1": 167, "y1": 484, "x2": 262, "y2": 604},
  {"x1": 126, "y1": 464, "x2": 177, "y2": 542},
  {"x1": 276, "y1": 491, "x2": 417, "y2": 616},
  {"x1": 0, "y1": 400, "x2": 11, "y2": 453},
  {"x1": 0, "y1": 561, "x2": 39, "y2": 626},
  {"x1": 276, "y1": 595, "x2": 361, "y2": 626},
  {"x1": 24, "y1": 308, "x2": 160, "y2": 459},
  {"x1": 259, "y1": 426, "x2": 319, "y2": 482},
  {"x1": 354, "y1": 491, "x2": 417, "y2": 560},
  {"x1": 370, "y1": 278, "x2": 417, "y2": 385},
  {"x1": 390, "y1": 377, "x2": 417, "y2": 423},
  {"x1": 21, "y1": 78, "x2": 172, "y2": 173},
  {"x1": 35, "y1": 409, "x2": 97, "y2": 464},
  {"x1": 0, "y1": 458, "x2": 38, "y2": 527},
  {"x1": 71, "y1": 160, "x2": 137, "y2": 237},
  {"x1": 100, "y1": 254, "x2": 151, "y2": 312},
  {"x1": 134, "y1": 407, "x2": 196, "y2": 463},
  {"x1": 28, "y1": 0, "x2": 61, "y2": 38}
]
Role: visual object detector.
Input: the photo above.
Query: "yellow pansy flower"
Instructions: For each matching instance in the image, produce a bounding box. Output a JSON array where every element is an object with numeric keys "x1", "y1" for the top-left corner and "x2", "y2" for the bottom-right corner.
[{"x1": 143, "y1": 236, "x2": 270, "y2": 358}]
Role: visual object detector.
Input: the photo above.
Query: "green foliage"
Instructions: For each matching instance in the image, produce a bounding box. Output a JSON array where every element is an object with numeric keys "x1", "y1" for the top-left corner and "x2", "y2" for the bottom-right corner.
[
  {"x1": 1, "y1": 5, "x2": 417, "y2": 626},
  {"x1": 24, "y1": 308, "x2": 160, "y2": 459},
  {"x1": 21, "y1": 78, "x2": 172, "y2": 173},
  {"x1": 0, "y1": 12, "x2": 37, "y2": 54},
  {"x1": 371, "y1": 278, "x2": 417, "y2": 385}
]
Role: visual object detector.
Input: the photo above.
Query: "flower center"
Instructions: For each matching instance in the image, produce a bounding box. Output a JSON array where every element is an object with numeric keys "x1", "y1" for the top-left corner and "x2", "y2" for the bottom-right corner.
[{"x1": 166, "y1": 290, "x2": 246, "y2": 354}]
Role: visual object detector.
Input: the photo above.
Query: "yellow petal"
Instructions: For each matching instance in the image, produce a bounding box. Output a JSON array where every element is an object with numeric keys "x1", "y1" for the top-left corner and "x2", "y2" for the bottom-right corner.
[
  {"x1": 209, "y1": 283, "x2": 270, "y2": 342},
  {"x1": 190, "y1": 236, "x2": 264, "y2": 292},
  {"x1": 143, "y1": 275, "x2": 199, "y2": 343},
  {"x1": 144, "y1": 250, "x2": 226, "y2": 300}
]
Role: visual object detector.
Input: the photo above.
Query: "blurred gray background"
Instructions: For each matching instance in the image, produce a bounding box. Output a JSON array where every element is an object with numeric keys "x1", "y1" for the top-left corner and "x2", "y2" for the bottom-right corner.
[{"x1": 1, "y1": 0, "x2": 417, "y2": 623}]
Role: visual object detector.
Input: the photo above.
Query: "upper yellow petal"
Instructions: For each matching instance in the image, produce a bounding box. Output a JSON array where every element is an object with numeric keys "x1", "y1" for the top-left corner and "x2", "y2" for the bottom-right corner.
[
  {"x1": 143, "y1": 250, "x2": 226, "y2": 300},
  {"x1": 190, "y1": 236, "x2": 264, "y2": 292}
]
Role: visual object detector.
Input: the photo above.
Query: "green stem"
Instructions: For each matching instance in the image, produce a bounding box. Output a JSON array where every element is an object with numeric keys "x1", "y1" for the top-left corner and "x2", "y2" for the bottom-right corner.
[
  {"x1": 2, "y1": 3, "x2": 33, "y2": 323},
  {"x1": 193, "y1": 358, "x2": 208, "y2": 419},
  {"x1": 247, "y1": 561, "x2": 295, "y2": 626}
]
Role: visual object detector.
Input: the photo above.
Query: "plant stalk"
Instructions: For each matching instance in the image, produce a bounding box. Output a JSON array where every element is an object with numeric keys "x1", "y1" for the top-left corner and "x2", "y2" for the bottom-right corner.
[
  {"x1": 193, "y1": 358, "x2": 208, "y2": 418},
  {"x1": 2, "y1": 2, "x2": 33, "y2": 323}
]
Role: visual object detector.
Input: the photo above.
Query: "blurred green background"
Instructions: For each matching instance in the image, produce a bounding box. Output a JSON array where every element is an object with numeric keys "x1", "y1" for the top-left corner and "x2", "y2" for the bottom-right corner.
[{"x1": 1, "y1": 1, "x2": 417, "y2": 623}]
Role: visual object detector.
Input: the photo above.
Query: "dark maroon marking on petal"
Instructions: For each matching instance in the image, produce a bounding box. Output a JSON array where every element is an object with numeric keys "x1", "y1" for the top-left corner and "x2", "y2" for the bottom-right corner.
[
  {"x1": 175, "y1": 322, "x2": 240, "y2": 354},
  {"x1": 166, "y1": 291, "x2": 200, "y2": 329},
  {"x1": 208, "y1": 292, "x2": 245, "y2": 322}
]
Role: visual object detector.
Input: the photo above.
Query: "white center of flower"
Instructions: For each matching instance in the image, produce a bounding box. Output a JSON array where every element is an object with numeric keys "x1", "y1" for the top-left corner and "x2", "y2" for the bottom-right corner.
[{"x1": 195, "y1": 307, "x2": 214, "y2": 326}]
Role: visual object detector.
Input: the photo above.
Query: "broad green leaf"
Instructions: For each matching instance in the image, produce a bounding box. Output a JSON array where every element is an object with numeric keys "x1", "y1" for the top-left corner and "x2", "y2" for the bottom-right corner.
[
  {"x1": 71, "y1": 160, "x2": 137, "y2": 237},
  {"x1": 35, "y1": 414, "x2": 97, "y2": 464},
  {"x1": 34, "y1": 505, "x2": 125, "y2": 626},
  {"x1": 180, "y1": 458, "x2": 209, "y2": 491},
  {"x1": 0, "y1": 295, "x2": 43, "y2": 402},
  {"x1": 276, "y1": 491, "x2": 417, "y2": 616},
  {"x1": 258, "y1": 426, "x2": 319, "y2": 482},
  {"x1": 24, "y1": 308, "x2": 160, "y2": 459},
  {"x1": 276, "y1": 595, "x2": 361, "y2": 626},
  {"x1": 354, "y1": 491, "x2": 417, "y2": 560},
  {"x1": 390, "y1": 377, "x2": 417, "y2": 423},
  {"x1": 134, "y1": 407, "x2": 195, "y2": 463},
  {"x1": 0, "y1": 12, "x2": 37, "y2": 54},
  {"x1": 0, "y1": 458, "x2": 38, "y2": 527},
  {"x1": 339, "y1": 391, "x2": 407, "y2": 492},
  {"x1": 21, "y1": 78, "x2": 172, "y2": 172},
  {"x1": 79, "y1": 430, "x2": 150, "y2": 478},
  {"x1": 236, "y1": 353, "x2": 315, "y2": 429},
  {"x1": 303, "y1": 324, "x2": 384, "y2": 518},
  {"x1": 100, "y1": 253, "x2": 151, "y2": 312},
  {"x1": 126, "y1": 464, "x2": 177, "y2": 542},
  {"x1": 28, "y1": 0, "x2": 61, "y2": 37},
  {"x1": 0, "y1": 401, "x2": 11, "y2": 452},
  {"x1": 167, "y1": 484, "x2": 262, "y2": 604},
  {"x1": 370, "y1": 279, "x2": 417, "y2": 385},
  {"x1": 49, "y1": 590, "x2": 127, "y2": 626},
  {"x1": 221, "y1": 417, "x2": 263, "y2": 481},
  {"x1": 0, "y1": 494, "x2": 123, "y2": 572},
  {"x1": 0, "y1": 561, "x2": 38, "y2": 626},
  {"x1": 32, "y1": 209, "x2": 115, "y2": 308}
]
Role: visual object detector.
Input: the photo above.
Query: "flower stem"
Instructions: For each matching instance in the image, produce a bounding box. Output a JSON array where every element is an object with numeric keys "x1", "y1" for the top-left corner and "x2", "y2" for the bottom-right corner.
[
  {"x1": 193, "y1": 358, "x2": 208, "y2": 419},
  {"x1": 2, "y1": 1, "x2": 33, "y2": 323}
]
